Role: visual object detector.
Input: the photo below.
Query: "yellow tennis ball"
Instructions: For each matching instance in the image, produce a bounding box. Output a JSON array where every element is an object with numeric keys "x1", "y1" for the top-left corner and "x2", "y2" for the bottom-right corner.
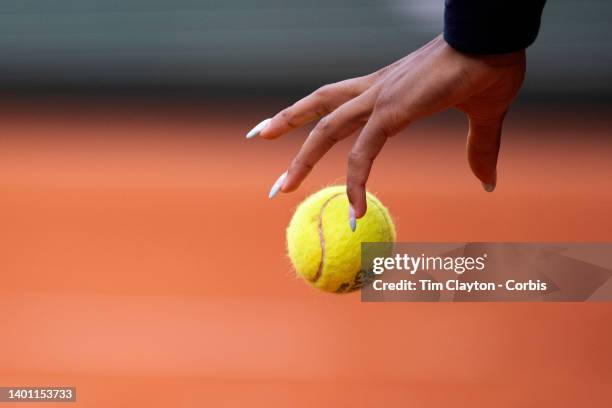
[{"x1": 286, "y1": 185, "x2": 396, "y2": 293}]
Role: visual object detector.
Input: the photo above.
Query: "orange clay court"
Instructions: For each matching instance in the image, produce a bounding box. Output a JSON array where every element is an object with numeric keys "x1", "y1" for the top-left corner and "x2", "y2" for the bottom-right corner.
[{"x1": 0, "y1": 99, "x2": 611, "y2": 407}]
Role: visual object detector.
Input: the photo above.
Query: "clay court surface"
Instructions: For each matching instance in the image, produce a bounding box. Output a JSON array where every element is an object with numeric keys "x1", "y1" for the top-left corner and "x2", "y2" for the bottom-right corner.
[{"x1": 1, "y1": 99, "x2": 611, "y2": 406}]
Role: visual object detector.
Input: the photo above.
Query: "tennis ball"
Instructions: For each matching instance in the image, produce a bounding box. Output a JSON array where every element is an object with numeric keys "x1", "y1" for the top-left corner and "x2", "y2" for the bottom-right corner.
[{"x1": 286, "y1": 185, "x2": 396, "y2": 293}]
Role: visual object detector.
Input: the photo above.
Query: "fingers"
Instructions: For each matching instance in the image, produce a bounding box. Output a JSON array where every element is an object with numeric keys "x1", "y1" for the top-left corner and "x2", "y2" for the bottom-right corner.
[
  {"x1": 281, "y1": 90, "x2": 377, "y2": 193},
  {"x1": 346, "y1": 111, "x2": 402, "y2": 218},
  {"x1": 254, "y1": 77, "x2": 374, "y2": 140},
  {"x1": 466, "y1": 112, "x2": 506, "y2": 192}
]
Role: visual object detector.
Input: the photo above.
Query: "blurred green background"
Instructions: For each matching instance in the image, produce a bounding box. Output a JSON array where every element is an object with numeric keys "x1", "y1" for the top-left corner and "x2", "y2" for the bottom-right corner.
[{"x1": 1, "y1": 0, "x2": 609, "y2": 98}]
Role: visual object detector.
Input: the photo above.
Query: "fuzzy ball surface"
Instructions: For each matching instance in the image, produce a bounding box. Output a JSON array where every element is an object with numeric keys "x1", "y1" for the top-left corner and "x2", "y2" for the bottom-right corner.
[{"x1": 286, "y1": 185, "x2": 396, "y2": 293}]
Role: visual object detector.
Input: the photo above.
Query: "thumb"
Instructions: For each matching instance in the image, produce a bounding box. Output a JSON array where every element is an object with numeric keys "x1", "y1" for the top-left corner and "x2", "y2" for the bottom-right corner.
[{"x1": 466, "y1": 112, "x2": 506, "y2": 192}]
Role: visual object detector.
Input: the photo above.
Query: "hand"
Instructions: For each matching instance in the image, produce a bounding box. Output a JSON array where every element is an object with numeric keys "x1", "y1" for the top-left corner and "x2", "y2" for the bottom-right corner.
[{"x1": 247, "y1": 35, "x2": 525, "y2": 224}]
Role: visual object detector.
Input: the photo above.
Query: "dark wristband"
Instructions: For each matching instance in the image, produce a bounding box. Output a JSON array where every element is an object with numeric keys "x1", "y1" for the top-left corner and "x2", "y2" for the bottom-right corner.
[{"x1": 444, "y1": 0, "x2": 547, "y2": 54}]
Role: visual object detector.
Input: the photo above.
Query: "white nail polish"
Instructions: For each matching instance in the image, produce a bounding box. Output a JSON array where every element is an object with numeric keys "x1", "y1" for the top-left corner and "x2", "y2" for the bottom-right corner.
[
  {"x1": 268, "y1": 171, "x2": 287, "y2": 199},
  {"x1": 349, "y1": 204, "x2": 357, "y2": 232},
  {"x1": 246, "y1": 118, "x2": 271, "y2": 139},
  {"x1": 482, "y1": 183, "x2": 496, "y2": 192}
]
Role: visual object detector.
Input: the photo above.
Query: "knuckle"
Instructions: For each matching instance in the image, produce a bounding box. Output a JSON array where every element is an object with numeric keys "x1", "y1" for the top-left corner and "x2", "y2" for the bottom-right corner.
[
  {"x1": 292, "y1": 157, "x2": 314, "y2": 172},
  {"x1": 314, "y1": 84, "x2": 335, "y2": 99},
  {"x1": 374, "y1": 90, "x2": 394, "y2": 111},
  {"x1": 279, "y1": 107, "x2": 294, "y2": 123},
  {"x1": 313, "y1": 116, "x2": 340, "y2": 143},
  {"x1": 280, "y1": 107, "x2": 301, "y2": 129},
  {"x1": 347, "y1": 151, "x2": 368, "y2": 170},
  {"x1": 371, "y1": 110, "x2": 404, "y2": 139},
  {"x1": 316, "y1": 116, "x2": 331, "y2": 132},
  {"x1": 339, "y1": 77, "x2": 368, "y2": 98}
]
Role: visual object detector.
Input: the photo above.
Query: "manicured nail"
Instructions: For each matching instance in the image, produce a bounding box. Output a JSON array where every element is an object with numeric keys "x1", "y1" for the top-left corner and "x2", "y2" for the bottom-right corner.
[
  {"x1": 246, "y1": 118, "x2": 271, "y2": 139},
  {"x1": 349, "y1": 204, "x2": 357, "y2": 232},
  {"x1": 482, "y1": 182, "x2": 496, "y2": 192},
  {"x1": 268, "y1": 171, "x2": 287, "y2": 199}
]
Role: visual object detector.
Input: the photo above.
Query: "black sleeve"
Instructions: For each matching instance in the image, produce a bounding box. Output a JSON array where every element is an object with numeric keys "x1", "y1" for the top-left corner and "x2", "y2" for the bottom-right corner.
[{"x1": 444, "y1": 0, "x2": 547, "y2": 54}]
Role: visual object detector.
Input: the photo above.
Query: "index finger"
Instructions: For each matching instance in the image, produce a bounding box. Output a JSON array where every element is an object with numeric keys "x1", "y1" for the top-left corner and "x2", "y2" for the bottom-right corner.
[{"x1": 257, "y1": 77, "x2": 372, "y2": 140}]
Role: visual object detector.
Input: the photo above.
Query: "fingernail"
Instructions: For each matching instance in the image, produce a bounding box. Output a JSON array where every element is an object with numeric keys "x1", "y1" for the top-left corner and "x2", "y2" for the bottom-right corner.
[
  {"x1": 349, "y1": 204, "x2": 357, "y2": 232},
  {"x1": 482, "y1": 183, "x2": 496, "y2": 192},
  {"x1": 246, "y1": 118, "x2": 271, "y2": 139},
  {"x1": 268, "y1": 171, "x2": 287, "y2": 199}
]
